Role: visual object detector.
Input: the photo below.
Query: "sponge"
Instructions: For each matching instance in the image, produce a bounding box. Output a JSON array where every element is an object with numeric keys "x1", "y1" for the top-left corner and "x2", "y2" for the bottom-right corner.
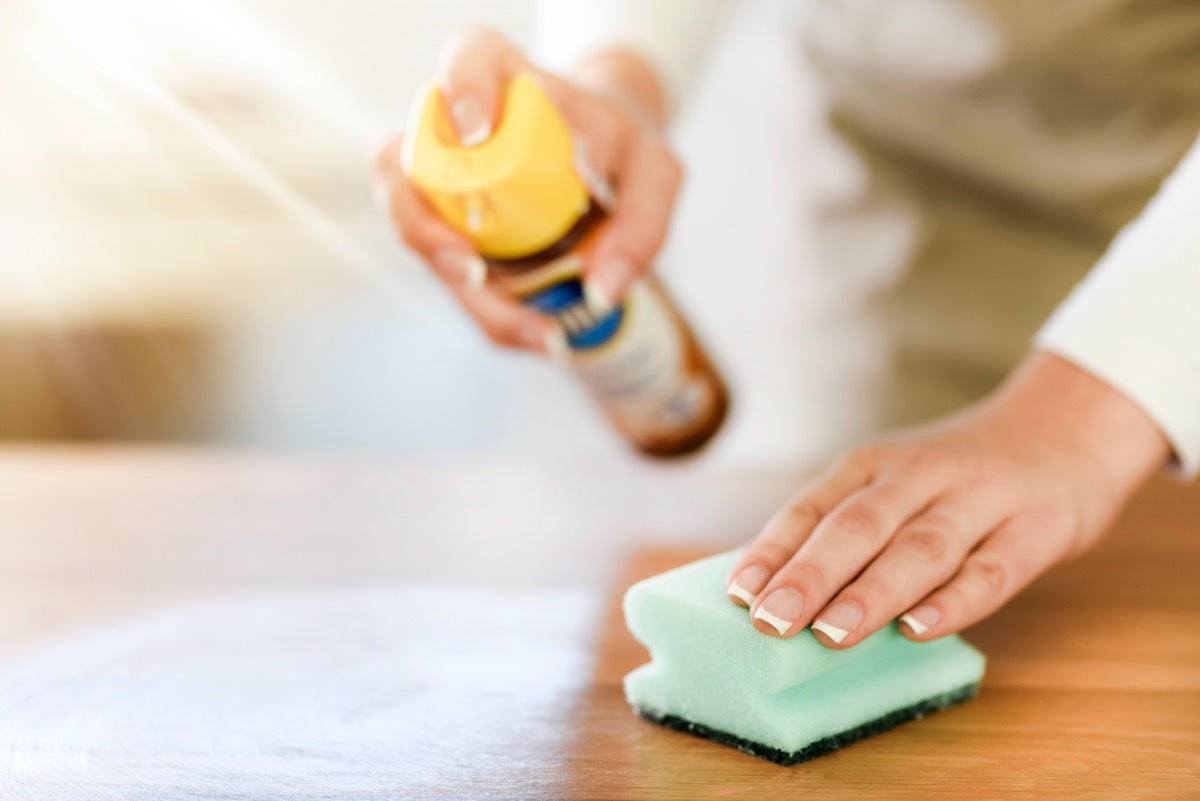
[{"x1": 623, "y1": 551, "x2": 986, "y2": 765}]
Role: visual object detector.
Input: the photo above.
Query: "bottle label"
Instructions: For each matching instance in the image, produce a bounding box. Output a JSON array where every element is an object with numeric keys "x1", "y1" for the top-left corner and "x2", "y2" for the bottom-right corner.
[{"x1": 514, "y1": 256, "x2": 710, "y2": 437}]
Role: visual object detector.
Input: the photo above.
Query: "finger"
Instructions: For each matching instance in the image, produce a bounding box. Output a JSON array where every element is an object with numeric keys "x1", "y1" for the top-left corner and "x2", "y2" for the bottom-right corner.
[
  {"x1": 535, "y1": 70, "x2": 632, "y2": 187},
  {"x1": 749, "y1": 472, "x2": 948, "y2": 639},
  {"x1": 375, "y1": 134, "x2": 560, "y2": 354},
  {"x1": 532, "y1": 72, "x2": 680, "y2": 310},
  {"x1": 581, "y1": 134, "x2": 681, "y2": 311},
  {"x1": 455, "y1": 284, "x2": 567, "y2": 357},
  {"x1": 808, "y1": 490, "x2": 1003, "y2": 649},
  {"x1": 375, "y1": 136, "x2": 487, "y2": 290},
  {"x1": 437, "y1": 25, "x2": 526, "y2": 145},
  {"x1": 899, "y1": 510, "x2": 1072, "y2": 640},
  {"x1": 726, "y1": 449, "x2": 877, "y2": 609}
]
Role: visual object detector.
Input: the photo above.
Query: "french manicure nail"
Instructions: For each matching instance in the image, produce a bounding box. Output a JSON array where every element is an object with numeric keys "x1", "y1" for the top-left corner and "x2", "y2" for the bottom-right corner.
[
  {"x1": 592, "y1": 174, "x2": 616, "y2": 209},
  {"x1": 583, "y1": 280, "x2": 612, "y2": 316},
  {"x1": 582, "y1": 162, "x2": 616, "y2": 208},
  {"x1": 900, "y1": 606, "x2": 939, "y2": 636},
  {"x1": 434, "y1": 250, "x2": 487, "y2": 290},
  {"x1": 451, "y1": 96, "x2": 492, "y2": 147},
  {"x1": 753, "y1": 588, "x2": 804, "y2": 636},
  {"x1": 727, "y1": 565, "x2": 770, "y2": 606},
  {"x1": 572, "y1": 139, "x2": 615, "y2": 208},
  {"x1": 544, "y1": 326, "x2": 570, "y2": 363},
  {"x1": 813, "y1": 600, "x2": 862, "y2": 644},
  {"x1": 465, "y1": 256, "x2": 487, "y2": 290},
  {"x1": 585, "y1": 258, "x2": 634, "y2": 315}
]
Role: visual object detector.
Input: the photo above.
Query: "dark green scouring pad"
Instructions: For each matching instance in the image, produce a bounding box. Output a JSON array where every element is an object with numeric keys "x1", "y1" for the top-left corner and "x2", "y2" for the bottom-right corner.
[
  {"x1": 637, "y1": 683, "x2": 979, "y2": 766},
  {"x1": 623, "y1": 552, "x2": 986, "y2": 765}
]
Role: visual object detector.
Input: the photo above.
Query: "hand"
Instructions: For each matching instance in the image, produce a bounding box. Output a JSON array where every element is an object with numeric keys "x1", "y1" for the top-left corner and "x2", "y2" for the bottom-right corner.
[
  {"x1": 373, "y1": 26, "x2": 682, "y2": 356},
  {"x1": 726, "y1": 351, "x2": 1170, "y2": 647}
]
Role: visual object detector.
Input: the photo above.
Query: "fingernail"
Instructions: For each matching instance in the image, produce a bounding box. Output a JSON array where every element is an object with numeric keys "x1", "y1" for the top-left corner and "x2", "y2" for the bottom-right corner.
[
  {"x1": 434, "y1": 250, "x2": 487, "y2": 290},
  {"x1": 592, "y1": 174, "x2": 616, "y2": 209},
  {"x1": 450, "y1": 96, "x2": 491, "y2": 147},
  {"x1": 753, "y1": 588, "x2": 804, "y2": 636},
  {"x1": 464, "y1": 256, "x2": 487, "y2": 290},
  {"x1": 572, "y1": 139, "x2": 615, "y2": 208},
  {"x1": 544, "y1": 326, "x2": 570, "y2": 363},
  {"x1": 583, "y1": 280, "x2": 612, "y2": 316},
  {"x1": 900, "y1": 606, "x2": 938, "y2": 637},
  {"x1": 813, "y1": 601, "x2": 862, "y2": 644},
  {"x1": 726, "y1": 565, "x2": 770, "y2": 606},
  {"x1": 585, "y1": 257, "x2": 634, "y2": 315}
]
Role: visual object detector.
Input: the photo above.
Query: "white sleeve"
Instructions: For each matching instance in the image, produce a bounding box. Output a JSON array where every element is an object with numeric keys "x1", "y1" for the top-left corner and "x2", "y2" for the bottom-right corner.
[
  {"x1": 1036, "y1": 133, "x2": 1200, "y2": 477},
  {"x1": 530, "y1": 0, "x2": 731, "y2": 112}
]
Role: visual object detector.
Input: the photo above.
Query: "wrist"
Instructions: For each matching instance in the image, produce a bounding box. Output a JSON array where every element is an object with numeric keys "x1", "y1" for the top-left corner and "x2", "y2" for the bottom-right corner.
[
  {"x1": 988, "y1": 350, "x2": 1170, "y2": 500},
  {"x1": 570, "y1": 48, "x2": 669, "y2": 130}
]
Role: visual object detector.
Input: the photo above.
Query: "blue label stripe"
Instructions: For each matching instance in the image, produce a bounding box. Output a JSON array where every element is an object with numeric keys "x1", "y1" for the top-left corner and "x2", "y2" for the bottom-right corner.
[{"x1": 521, "y1": 278, "x2": 624, "y2": 350}]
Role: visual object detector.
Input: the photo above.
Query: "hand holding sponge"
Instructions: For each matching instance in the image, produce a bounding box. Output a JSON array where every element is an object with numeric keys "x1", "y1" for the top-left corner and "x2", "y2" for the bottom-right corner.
[{"x1": 623, "y1": 551, "x2": 985, "y2": 765}]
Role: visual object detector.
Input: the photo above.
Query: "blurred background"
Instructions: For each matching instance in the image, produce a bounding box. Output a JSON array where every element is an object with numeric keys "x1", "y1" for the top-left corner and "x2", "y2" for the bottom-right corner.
[{"x1": 1, "y1": 0, "x2": 874, "y2": 469}]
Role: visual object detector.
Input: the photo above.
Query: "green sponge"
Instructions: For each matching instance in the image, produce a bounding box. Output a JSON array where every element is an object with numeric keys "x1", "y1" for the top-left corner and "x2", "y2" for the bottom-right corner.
[{"x1": 623, "y1": 551, "x2": 986, "y2": 765}]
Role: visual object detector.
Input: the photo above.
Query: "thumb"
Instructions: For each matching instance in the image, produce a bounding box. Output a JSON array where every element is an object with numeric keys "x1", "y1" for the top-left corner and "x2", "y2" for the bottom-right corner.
[
  {"x1": 443, "y1": 86, "x2": 494, "y2": 148},
  {"x1": 436, "y1": 26, "x2": 524, "y2": 146}
]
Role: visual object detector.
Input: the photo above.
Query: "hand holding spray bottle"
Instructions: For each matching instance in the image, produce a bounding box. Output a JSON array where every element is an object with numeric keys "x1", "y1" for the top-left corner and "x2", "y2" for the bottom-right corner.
[{"x1": 403, "y1": 72, "x2": 729, "y2": 457}]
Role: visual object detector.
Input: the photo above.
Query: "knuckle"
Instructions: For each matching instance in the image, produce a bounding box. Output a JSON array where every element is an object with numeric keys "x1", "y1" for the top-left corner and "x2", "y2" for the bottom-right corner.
[
  {"x1": 961, "y1": 457, "x2": 1000, "y2": 487},
  {"x1": 775, "y1": 560, "x2": 830, "y2": 596},
  {"x1": 780, "y1": 497, "x2": 823, "y2": 529},
  {"x1": 844, "y1": 445, "x2": 881, "y2": 473},
  {"x1": 1039, "y1": 502, "x2": 1075, "y2": 534},
  {"x1": 968, "y1": 556, "x2": 1008, "y2": 594},
  {"x1": 831, "y1": 502, "x2": 884, "y2": 541},
  {"x1": 897, "y1": 527, "x2": 950, "y2": 562},
  {"x1": 748, "y1": 539, "x2": 794, "y2": 569},
  {"x1": 905, "y1": 447, "x2": 953, "y2": 476}
]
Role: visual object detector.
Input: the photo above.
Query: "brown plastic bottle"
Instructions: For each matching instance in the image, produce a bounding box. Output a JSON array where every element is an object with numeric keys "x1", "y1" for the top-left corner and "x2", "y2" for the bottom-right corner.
[
  {"x1": 404, "y1": 73, "x2": 729, "y2": 458},
  {"x1": 487, "y1": 201, "x2": 729, "y2": 458}
]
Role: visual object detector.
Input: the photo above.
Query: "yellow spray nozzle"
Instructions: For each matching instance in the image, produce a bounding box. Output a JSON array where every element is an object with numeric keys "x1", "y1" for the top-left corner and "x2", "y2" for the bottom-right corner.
[{"x1": 401, "y1": 72, "x2": 591, "y2": 260}]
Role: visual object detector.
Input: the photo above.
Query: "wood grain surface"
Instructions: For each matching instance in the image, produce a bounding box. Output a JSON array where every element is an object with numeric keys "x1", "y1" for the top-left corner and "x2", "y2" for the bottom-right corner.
[
  {"x1": 587, "y1": 486, "x2": 1200, "y2": 800},
  {"x1": 0, "y1": 448, "x2": 1196, "y2": 800}
]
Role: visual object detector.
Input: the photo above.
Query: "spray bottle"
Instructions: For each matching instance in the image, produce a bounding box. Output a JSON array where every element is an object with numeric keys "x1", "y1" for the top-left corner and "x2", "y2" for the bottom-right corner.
[{"x1": 403, "y1": 72, "x2": 729, "y2": 458}]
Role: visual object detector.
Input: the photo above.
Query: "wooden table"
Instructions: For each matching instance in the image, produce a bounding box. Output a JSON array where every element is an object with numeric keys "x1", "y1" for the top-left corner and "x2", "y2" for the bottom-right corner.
[{"x1": 0, "y1": 448, "x2": 1196, "y2": 799}]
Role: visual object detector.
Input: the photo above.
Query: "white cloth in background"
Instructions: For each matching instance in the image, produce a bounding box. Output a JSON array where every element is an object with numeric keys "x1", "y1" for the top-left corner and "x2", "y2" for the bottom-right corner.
[{"x1": 532, "y1": 0, "x2": 1200, "y2": 476}]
